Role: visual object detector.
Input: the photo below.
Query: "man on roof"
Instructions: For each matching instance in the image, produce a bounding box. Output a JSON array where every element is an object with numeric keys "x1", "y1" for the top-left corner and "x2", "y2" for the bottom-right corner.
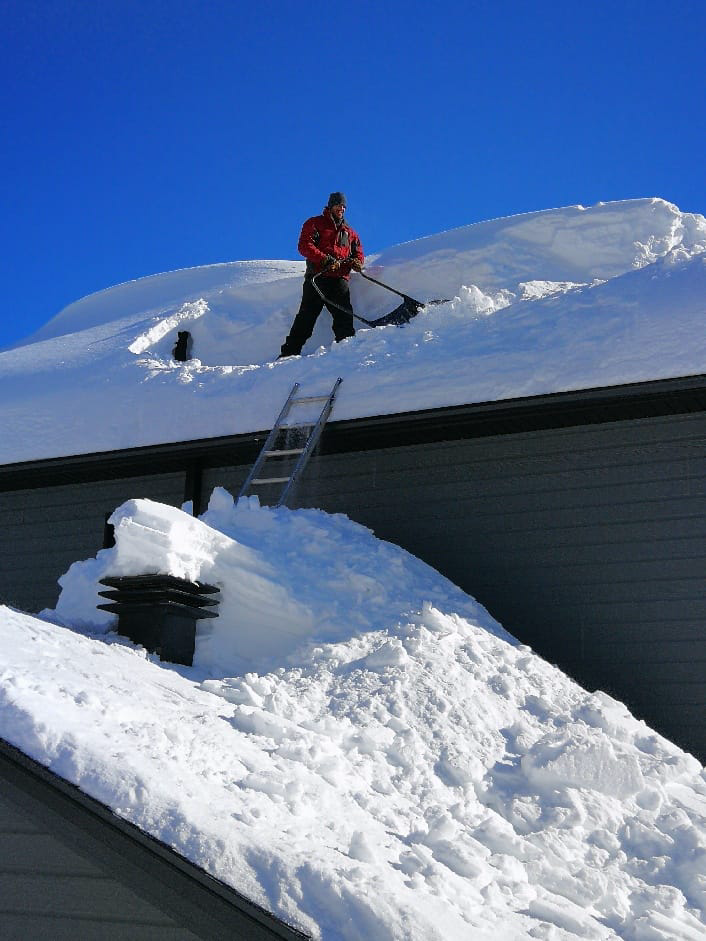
[{"x1": 279, "y1": 192, "x2": 365, "y2": 358}]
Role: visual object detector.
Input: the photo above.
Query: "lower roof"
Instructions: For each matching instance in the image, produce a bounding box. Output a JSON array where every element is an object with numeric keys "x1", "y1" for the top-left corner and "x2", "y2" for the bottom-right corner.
[{"x1": 0, "y1": 738, "x2": 308, "y2": 940}]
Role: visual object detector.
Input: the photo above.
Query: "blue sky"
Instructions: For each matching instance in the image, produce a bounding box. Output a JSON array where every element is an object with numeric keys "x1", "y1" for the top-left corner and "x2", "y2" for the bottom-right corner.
[{"x1": 2, "y1": 0, "x2": 704, "y2": 349}]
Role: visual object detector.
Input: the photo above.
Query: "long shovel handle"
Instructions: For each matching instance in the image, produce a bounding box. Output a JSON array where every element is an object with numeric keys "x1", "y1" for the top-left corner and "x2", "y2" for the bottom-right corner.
[
  {"x1": 356, "y1": 270, "x2": 424, "y2": 309},
  {"x1": 310, "y1": 270, "x2": 377, "y2": 327}
]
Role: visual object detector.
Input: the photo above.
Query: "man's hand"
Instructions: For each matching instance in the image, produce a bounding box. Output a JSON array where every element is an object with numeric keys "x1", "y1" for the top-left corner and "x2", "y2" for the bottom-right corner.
[{"x1": 351, "y1": 258, "x2": 364, "y2": 272}]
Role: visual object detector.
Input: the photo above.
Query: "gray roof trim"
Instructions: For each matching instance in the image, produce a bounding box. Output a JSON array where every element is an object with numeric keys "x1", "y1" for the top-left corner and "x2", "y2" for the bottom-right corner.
[
  {"x1": 2, "y1": 373, "x2": 706, "y2": 491},
  {"x1": 0, "y1": 738, "x2": 309, "y2": 940}
]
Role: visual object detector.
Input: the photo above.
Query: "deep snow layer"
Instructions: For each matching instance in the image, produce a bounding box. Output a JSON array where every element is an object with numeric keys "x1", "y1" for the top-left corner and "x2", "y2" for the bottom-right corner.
[
  {"x1": 2, "y1": 492, "x2": 705, "y2": 940},
  {"x1": 1, "y1": 198, "x2": 705, "y2": 465}
]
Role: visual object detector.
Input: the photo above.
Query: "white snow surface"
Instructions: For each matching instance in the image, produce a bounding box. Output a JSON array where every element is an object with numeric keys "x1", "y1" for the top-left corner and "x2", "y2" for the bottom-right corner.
[
  {"x1": 2, "y1": 197, "x2": 706, "y2": 465},
  {"x1": 2, "y1": 490, "x2": 706, "y2": 940},
  {"x1": 3, "y1": 197, "x2": 706, "y2": 938}
]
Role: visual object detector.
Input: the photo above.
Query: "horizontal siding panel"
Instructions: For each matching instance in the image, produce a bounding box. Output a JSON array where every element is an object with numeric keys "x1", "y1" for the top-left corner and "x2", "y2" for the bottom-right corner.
[
  {"x1": 327, "y1": 420, "x2": 706, "y2": 466},
  {"x1": 0, "y1": 472, "x2": 186, "y2": 612},
  {"x1": 3, "y1": 519, "x2": 106, "y2": 544},
  {"x1": 298, "y1": 457, "x2": 705, "y2": 507},
  {"x1": 0, "y1": 915, "x2": 194, "y2": 941},
  {"x1": 355, "y1": 523, "x2": 706, "y2": 573},
  {"x1": 466, "y1": 558, "x2": 706, "y2": 587},
  {"x1": 0, "y1": 795, "x2": 40, "y2": 833},
  {"x1": 472, "y1": 578, "x2": 704, "y2": 605},
  {"x1": 580, "y1": 619, "x2": 706, "y2": 643},
  {"x1": 414, "y1": 413, "x2": 706, "y2": 461},
  {"x1": 306, "y1": 469, "x2": 706, "y2": 516},
  {"x1": 0, "y1": 874, "x2": 177, "y2": 922},
  {"x1": 347, "y1": 494, "x2": 706, "y2": 536},
  {"x1": 4, "y1": 501, "x2": 151, "y2": 529},
  {"x1": 201, "y1": 469, "x2": 248, "y2": 504},
  {"x1": 0, "y1": 833, "x2": 101, "y2": 875},
  {"x1": 315, "y1": 424, "x2": 705, "y2": 468},
  {"x1": 313, "y1": 443, "x2": 703, "y2": 489},
  {"x1": 582, "y1": 640, "x2": 706, "y2": 664},
  {"x1": 0, "y1": 475, "x2": 184, "y2": 513},
  {"x1": 582, "y1": 598, "x2": 706, "y2": 622},
  {"x1": 583, "y1": 656, "x2": 706, "y2": 683},
  {"x1": 1, "y1": 519, "x2": 106, "y2": 543},
  {"x1": 449, "y1": 525, "x2": 706, "y2": 556}
]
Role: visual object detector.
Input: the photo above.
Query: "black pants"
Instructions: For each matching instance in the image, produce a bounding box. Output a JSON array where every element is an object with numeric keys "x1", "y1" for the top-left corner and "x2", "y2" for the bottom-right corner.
[{"x1": 280, "y1": 277, "x2": 355, "y2": 357}]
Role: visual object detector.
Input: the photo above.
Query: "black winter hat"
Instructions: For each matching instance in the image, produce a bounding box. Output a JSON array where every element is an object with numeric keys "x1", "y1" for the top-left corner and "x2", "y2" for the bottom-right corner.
[{"x1": 327, "y1": 191, "x2": 347, "y2": 208}]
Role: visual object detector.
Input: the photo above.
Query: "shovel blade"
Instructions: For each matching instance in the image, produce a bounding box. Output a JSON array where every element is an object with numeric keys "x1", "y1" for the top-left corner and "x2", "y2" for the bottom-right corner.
[
  {"x1": 370, "y1": 297, "x2": 451, "y2": 328},
  {"x1": 371, "y1": 299, "x2": 422, "y2": 327}
]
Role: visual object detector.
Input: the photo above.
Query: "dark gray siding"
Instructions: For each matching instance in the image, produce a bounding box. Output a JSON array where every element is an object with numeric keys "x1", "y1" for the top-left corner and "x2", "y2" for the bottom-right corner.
[
  {"x1": 201, "y1": 466, "x2": 249, "y2": 503},
  {"x1": 0, "y1": 472, "x2": 185, "y2": 612},
  {"x1": 290, "y1": 411, "x2": 706, "y2": 761},
  {"x1": 0, "y1": 763, "x2": 201, "y2": 940},
  {"x1": 0, "y1": 742, "x2": 308, "y2": 940}
]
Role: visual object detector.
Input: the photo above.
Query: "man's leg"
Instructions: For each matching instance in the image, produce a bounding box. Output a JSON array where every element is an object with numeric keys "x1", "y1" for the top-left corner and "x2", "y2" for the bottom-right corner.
[
  {"x1": 323, "y1": 279, "x2": 355, "y2": 342},
  {"x1": 280, "y1": 280, "x2": 324, "y2": 357}
]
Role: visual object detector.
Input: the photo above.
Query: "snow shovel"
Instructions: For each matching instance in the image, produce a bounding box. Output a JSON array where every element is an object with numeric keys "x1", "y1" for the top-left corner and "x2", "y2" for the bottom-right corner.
[
  {"x1": 310, "y1": 265, "x2": 442, "y2": 328},
  {"x1": 355, "y1": 270, "x2": 429, "y2": 326}
]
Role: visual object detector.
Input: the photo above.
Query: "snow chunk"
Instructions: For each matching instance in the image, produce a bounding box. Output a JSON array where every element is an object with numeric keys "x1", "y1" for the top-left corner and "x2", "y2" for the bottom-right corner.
[{"x1": 521, "y1": 725, "x2": 645, "y2": 799}]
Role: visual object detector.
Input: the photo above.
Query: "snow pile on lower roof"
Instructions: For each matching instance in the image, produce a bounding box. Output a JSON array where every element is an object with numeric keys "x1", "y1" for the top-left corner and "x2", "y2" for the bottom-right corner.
[
  {"x1": 48, "y1": 487, "x2": 508, "y2": 673},
  {"x1": 3, "y1": 493, "x2": 705, "y2": 940},
  {"x1": 1, "y1": 198, "x2": 705, "y2": 466}
]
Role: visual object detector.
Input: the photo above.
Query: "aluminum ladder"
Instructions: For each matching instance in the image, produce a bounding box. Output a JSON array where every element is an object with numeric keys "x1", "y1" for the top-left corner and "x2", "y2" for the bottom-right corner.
[{"x1": 237, "y1": 378, "x2": 343, "y2": 508}]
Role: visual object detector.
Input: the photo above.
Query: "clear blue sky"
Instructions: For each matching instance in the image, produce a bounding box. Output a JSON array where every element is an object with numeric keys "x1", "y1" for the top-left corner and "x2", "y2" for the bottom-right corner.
[{"x1": 2, "y1": 0, "x2": 704, "y2": 349}]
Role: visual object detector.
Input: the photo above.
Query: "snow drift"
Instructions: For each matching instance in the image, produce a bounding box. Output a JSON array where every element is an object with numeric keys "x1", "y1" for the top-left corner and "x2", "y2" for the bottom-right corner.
[
  {"x1": 1, "y1": 198, "x2": 705, "y2": 465},
  {"x1": 48, "y1": 487, "x2": 501, "y2": 674},
  {"x1": 1, "y1": 490, "x2": 703, "y2": 940}
]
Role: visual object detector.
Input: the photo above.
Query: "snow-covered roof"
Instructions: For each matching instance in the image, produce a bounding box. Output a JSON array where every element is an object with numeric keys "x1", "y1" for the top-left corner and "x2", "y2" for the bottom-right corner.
[
  {"x1": 3, "y1": 197, "x2": 706, "y2": 938},
  {"x1": 3, "y1": 493, "x2": 706, "y2": 939},
  {"x1": 2, "y1": 198, "x2": 705, "y2": 466}
]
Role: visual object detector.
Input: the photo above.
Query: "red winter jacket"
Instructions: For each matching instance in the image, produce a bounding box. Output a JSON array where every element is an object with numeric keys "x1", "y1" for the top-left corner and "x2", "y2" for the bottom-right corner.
[{"x1": 298, "y1": 208, "x2": 364, "y2": 280}]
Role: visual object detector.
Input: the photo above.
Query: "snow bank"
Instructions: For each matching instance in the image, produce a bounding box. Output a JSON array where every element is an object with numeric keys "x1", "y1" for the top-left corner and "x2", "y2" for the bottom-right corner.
[
  {"x1": 25, "y1": 259, "x2": 306, "y2": 345},
  {"x1": 48, "y1": 487, "x2": 505, "y2": 673},
  {"x1": 371, "y1": 197, "x2": 706, "y2": 286},
  {"x1": 4, "y1": 492, "x2": 700, "y2": 939},
  {"x1": 1, "y1": 198, "x2": 705, "y2": 465}
]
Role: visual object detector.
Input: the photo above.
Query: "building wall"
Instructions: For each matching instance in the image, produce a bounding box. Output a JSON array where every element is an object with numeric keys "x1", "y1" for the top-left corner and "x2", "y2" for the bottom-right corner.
[
  {"x1": 0, "y1": 759, "x2": 202, "y2": 940},
  {"x1": 0, "y1": 742, "x2": 308, "y2": 941},
  {"x1": 0, "y1": 472, "x2": 185, "y2": 613}
]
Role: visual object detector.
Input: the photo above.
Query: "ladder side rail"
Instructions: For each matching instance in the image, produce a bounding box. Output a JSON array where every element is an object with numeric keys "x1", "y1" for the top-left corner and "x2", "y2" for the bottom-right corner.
[
  {"x1": 237, "y1": 382, "x2": 301, "y2": 501},
  {"x1": 277, "y1": 378, "x2": 342, "y2": 507}
]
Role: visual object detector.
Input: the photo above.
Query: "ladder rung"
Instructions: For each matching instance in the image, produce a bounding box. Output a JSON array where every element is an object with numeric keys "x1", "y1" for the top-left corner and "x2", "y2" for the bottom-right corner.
[
  {"x1": 237, "y1": 378, "x2": 342, "y2": 507},
  {"x1": 265, "y1": 448, "x2": 305, "y2": 456}
]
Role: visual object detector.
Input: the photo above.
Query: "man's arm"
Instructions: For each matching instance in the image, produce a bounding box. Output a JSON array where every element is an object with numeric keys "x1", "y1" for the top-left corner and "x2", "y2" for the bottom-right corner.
[{"x1": 298, "y1": 217, "x2": 329, "y2": 266}]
